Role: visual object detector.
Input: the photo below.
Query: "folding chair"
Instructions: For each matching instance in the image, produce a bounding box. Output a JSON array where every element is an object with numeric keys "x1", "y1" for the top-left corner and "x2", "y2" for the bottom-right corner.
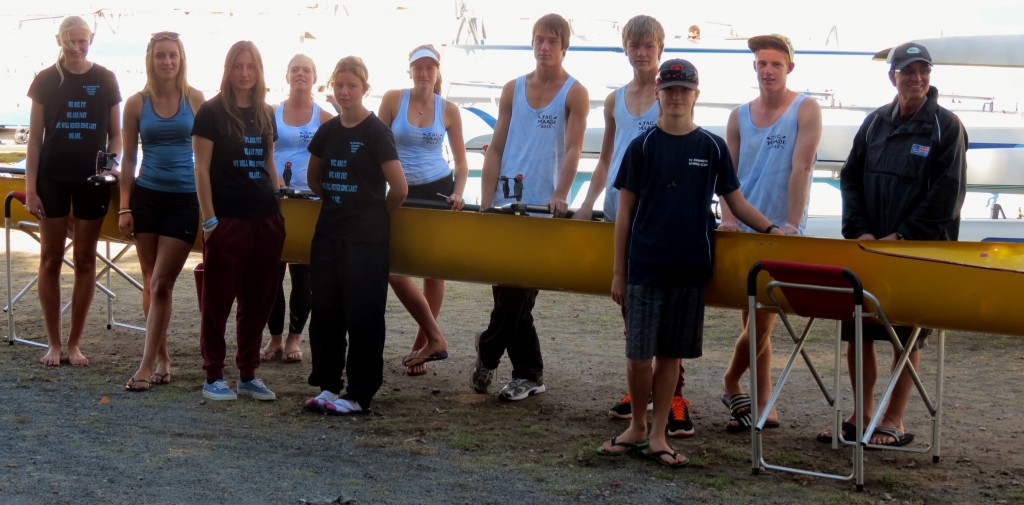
[
  {"x1": 5, "y1": 191, "x2": 144, "y2": 347},
  {"x1": 746, "y1": 259, "x2": 944, "y2": 490}
]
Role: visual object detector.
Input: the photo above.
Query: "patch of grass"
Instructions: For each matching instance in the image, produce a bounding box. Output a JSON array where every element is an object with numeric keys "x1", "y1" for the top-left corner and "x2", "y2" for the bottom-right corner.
[{"x1": 688, "y1": 474, "x2": 733, "y2": 490}]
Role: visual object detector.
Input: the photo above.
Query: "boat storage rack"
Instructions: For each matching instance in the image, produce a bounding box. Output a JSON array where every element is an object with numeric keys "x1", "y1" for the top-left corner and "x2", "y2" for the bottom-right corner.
[
  {"x1": 5, "y1": 191, "x2": 144, "y2": 348},
  {"x1": 746, "y1": 260, "x2": 944, "y2": 490}
]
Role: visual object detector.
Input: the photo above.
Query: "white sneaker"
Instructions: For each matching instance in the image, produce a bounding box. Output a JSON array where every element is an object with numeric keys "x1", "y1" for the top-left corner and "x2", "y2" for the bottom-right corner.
[
  {"x1": 324, "y1": 397, "x2": 364, "y2": 415},
  {"x1": 304, "y1": 390, "x2": 339, "y2": 411}
]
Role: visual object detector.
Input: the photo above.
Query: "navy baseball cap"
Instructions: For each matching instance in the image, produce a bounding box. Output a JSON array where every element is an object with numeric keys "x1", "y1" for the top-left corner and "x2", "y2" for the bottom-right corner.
[
  {"x1": 656, "y1": 59, "x2": 699, "y2": 91},
  {"x1": 888, "y1": 42, "x2": 932, "y2": 71}
]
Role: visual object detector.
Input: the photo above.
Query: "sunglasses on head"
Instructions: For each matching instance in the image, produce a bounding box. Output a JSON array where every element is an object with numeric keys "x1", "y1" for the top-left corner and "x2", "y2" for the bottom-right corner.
[
  {"x1": 660, "y1": 67, "x2": 698, "y2": 83},
  {"x1": 151, "y1": 32, "x2": 180, "y2": 42}
]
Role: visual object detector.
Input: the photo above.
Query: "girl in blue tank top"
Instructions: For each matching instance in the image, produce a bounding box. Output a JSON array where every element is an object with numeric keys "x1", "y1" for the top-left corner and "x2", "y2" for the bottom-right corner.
[
  {"x1": 119, "y1": 31, "x2": 206, "y2": 392},
  {"x1": 377, "y1": 45, "x2": 469, "y2": 376}
]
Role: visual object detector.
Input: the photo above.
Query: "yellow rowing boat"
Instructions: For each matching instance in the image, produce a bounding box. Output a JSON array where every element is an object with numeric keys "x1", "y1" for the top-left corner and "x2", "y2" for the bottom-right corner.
[{"x1": 4, "y1": 175, "x2": 1023, "y2": 336}]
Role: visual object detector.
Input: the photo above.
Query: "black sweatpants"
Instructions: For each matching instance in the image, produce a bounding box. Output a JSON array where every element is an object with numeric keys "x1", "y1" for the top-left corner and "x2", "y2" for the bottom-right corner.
[
  {"x1": 307, "y1": 237, "x2": 388, "y2": 409},
  {"x1": 477, "y1": 286, "x2": 544, "y2": 382}
]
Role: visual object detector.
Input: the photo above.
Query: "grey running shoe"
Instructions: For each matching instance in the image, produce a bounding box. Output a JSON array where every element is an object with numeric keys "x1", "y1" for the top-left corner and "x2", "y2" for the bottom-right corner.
[
  {"x1": 498, "y1": 378, "x2": 546, "y2": 401},
  {"x1": 471, "y1": 329, "x2": 496, "y2": 393}
]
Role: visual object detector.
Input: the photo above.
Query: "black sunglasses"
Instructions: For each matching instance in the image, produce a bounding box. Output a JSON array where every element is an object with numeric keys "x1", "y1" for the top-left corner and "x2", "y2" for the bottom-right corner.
[
  {"x1": 151, "y1": 32, "x2": 180, "y2": 42},
  {"x1": 660, "y1": 67, "x2": 698, "y2": 83}
]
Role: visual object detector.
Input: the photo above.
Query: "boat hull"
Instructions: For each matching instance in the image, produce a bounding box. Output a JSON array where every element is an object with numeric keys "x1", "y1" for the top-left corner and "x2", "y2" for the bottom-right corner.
[{"x1": 4, "y1": 175, "x2": 1023, "y2": 337}]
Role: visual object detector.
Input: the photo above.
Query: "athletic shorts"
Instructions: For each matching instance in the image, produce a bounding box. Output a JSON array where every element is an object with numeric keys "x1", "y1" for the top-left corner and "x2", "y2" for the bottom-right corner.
[
  {"x1": 407, "y1": 172, "x2": 454, "y2": 203},
  {"x1": 36, "y1": 177, "x2": 110, "y2": 220},
  {"x1": 129, "y1": 184, "x2": 199, "y2": 244},
  {"x1": 624, "y1": 283, "x2": 705, "y2": 360},
  {"x1": 840, "y1": 321, "x2": 929, "y2": 351}
]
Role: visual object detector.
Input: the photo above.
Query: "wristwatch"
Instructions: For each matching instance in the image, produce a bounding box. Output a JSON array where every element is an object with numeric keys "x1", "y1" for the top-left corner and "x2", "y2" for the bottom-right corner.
[
  {"x1": 764, "y1": 224, "x2": 779, "y2": 234},
  {"x1": 895, "y1": 231, "x2": 905, "y2": 240}
]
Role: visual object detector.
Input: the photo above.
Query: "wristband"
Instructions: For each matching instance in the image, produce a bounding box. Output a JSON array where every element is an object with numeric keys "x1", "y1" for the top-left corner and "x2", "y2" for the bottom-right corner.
[
  {"x1": 118, "y1": 209, "x2": 132, "y2": 215},
  {"x1": 764, "y1": 224, "x2": 779, "y2": 234},
  {"x1": 202, "y1": 216, "x2": 218, "y2": 231}
]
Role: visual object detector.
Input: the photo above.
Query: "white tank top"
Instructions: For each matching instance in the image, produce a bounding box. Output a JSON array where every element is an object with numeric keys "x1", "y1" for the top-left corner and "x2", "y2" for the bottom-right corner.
[
  {"x1": 391, "y1": 89, "x2": 451, "y2": 185},
  {"x1": 736, "y1": 94, "x2": 812, "y2": 232},
  {"x1": 603, "y1": 85, "x2": 659, "y2": 221},
  {"x1": 493, "y1": 74, "x2": 577, "y2": 207},
  {"x1": 274, "y1": 101, "x2": 324, "y2": 192}
]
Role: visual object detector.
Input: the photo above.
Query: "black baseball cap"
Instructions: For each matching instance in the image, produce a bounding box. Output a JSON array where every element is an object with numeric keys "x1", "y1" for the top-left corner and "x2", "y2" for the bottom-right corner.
[
  {"x1": 888, "y1": 42, "x2": 932, "y2": 71},
  {"x1": 656, "y1": 59, "x2": 699, "y2": 91}
]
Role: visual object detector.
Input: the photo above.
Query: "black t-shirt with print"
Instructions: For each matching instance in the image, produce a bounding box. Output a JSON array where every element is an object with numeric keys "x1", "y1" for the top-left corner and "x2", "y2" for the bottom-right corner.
[
  {"x1": 307, "y1": 113, "x2": 398, "y2": 243},
  {"x1": 192, "y1": 95, "x2": 279, "y2": 218},
  {"x1": 28, "y1": 63, "x2": 121, "y2": 182}
]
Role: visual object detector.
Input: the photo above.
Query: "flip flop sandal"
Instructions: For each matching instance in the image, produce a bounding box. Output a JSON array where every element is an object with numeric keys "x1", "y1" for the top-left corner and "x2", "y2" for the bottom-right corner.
[
  {"x1": 150, "y1": 372, "x2": 172, "y2": 385},
  {"x1": 640, "y1": 448, "x2": 689, "y2": 468},
  {"x1": 867, "y1": 426, "x2": 915, "y2": 449},
  {"x1": 125, "y1": 377, "x2": 152, "y2": 392},
  {"x1": 722, "y1": 393, "x2": 753, "y2": 433},
  {"x1": 282, "y1": 350, "x2": 303, "y2": 363},
  {"x1": 406, "y1": 364, "x2": 428, "y2": 376},
  {"x1": 817, "y1": 422, "x2": 857, "y2": 444},
  {"x1": 596, "y1": 436, "x2": 649, "y2": 457},
  {"x1": 260, "y1": 349, "x2": 283, "y2": 362},
  {"x1": 402, "y1": 350, "x2": 449, "y2": 368}
]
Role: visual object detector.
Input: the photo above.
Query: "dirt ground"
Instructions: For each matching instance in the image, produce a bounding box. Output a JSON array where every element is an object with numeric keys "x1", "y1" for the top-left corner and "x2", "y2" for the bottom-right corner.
[{"x1": 1, "y1": 235, "x2": 1023, "y2": 505}]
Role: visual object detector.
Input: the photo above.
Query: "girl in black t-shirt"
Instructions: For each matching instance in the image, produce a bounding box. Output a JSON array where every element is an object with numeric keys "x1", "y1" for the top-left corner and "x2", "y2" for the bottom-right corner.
[
  {"x1": 25, "y1": 16, "x2": 122, "y2": 367},
  {"x1": 192, "y1": 41, "x2": 285, "y2": 402},
  {"x1": 304, "y1": 56, "x2": 408, "y2": 415}
]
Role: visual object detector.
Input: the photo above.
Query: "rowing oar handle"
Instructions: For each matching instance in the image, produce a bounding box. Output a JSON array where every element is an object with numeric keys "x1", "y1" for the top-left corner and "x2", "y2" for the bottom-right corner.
[{"x1": 400, "y1": 198, "x2": 604, "y2": 220}]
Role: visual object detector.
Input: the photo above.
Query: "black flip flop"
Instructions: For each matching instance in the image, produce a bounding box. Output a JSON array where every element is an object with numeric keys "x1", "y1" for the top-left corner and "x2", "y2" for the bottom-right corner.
[{"x1": 640, "y1": 448, "x2": 689, "y2": 468}]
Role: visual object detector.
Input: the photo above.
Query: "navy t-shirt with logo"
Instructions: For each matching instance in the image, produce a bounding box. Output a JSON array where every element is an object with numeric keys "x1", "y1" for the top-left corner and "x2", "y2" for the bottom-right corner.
[
  {"x1": 307, "y1": 113, "x2": 398, "y2": 243},
  {"x1": 615, "y1": 126, "x2": 740, "y2": 287},
  {"x1": 27, "y1": 63, "x2": 121, "y2": 182},
  {"x1": 191, "y1": 95, "x2": 279, "y2": 218}
]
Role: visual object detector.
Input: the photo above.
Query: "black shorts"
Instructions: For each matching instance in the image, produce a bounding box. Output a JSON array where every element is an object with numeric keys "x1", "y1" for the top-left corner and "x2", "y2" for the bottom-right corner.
[
  {"x1": 130, "y1": 184, "x2": 199, "y2": 244},
  {"x1": 407, "y1": 172, "x2": 454, "y2": 203},
  {"x1": 36, "y1": 177, "x2": 110, "y2": 220},
  {"x1": 624, "y1": 283, "x2": 705, "y2": 360}
]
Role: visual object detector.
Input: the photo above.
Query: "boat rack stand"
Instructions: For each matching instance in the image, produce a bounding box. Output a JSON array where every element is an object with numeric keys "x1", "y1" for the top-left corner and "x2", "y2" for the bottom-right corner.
[
  {"x1": 746, "y1": 260, "x2": 944, "y2": 490},
  {"x1": 4, "y1": 191, "x2": 144, "y2": 348}
]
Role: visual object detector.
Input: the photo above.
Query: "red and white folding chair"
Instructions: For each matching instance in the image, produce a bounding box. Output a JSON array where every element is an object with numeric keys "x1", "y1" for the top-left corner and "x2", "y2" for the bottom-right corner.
[{"x1": 747, "y1": 259, "x2": 944, "y2": 490}]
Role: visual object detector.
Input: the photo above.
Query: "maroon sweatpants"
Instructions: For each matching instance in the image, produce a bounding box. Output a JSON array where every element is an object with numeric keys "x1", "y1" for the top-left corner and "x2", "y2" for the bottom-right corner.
[{"x1": 200, "y1": 214, "x2": 285, "y2": 381}]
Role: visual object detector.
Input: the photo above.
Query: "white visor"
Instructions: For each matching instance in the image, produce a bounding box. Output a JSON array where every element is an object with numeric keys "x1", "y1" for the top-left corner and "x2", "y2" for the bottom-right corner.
[{"x1": 409, "y1": 48, "x2": 439, "y2": 64}]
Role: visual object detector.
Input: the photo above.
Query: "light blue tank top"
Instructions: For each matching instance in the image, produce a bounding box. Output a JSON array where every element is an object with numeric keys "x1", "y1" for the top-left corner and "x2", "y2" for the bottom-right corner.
[
  {"x1": 493, "y1": 74, "x2": 577, "y2": 207},
  {"x1": 391, "y1": 90, "x2": 451, "y2": 185},
  {"x1": 137, "y1": 95, "x2": 196, "y2": 193},
  {"x1": 736, "y1": 94, "x2": 812, "y2": 232},
  {"x1": 603, "y1": 85, "x2": 659, "y2": 221},
  {"x1": 274, "y1": 101, "x2": 324, "y2": 192}
]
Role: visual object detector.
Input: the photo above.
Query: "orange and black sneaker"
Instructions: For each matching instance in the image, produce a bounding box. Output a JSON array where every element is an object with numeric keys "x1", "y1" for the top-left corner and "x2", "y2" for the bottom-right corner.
[
  {"x1": 667, "y1": 395, "x2": 695, "y2": 437},
  {"x1": 608, "y1": 392, "x2": 653, "y2": 420}
]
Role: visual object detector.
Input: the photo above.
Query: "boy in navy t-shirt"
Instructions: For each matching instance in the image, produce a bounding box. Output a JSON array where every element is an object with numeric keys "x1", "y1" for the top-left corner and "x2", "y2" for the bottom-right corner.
[{"x1": 597, "y1": 59, "x2": 782, "y2": 467}]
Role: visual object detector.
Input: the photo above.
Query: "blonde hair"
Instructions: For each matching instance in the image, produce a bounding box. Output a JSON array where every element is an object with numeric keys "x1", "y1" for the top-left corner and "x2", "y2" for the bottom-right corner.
[
  {"x1": 219, "y1": 41, "x2": 274, "y2": 138},
  {"x1": 144, "y1": 33, "x2": 191, "y2": 102},
  {"x1": 55, "y1": 16, "x2": 92, "y2": 85},
  {"x1": 328, "y1": 56, "x2": 370, "y2": 96},
  {"x1": 621, "y1": 15, "x2": 665, "y2": 54},
  {"x1": 408, "y1": 44, "x2": 442, "y2": 95},
  {"x1": 285, "y1": 54, "x2": 317, "y2": 85}
]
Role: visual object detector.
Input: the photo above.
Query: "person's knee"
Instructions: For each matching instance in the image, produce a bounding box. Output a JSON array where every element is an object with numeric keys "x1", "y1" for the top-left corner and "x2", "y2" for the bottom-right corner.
[
  {"x1": 149, "y1": 276, "x2": 177, "y2": 301},
  {"x1": 627, "y1": 358, "x2": 653, "y2": 375}
]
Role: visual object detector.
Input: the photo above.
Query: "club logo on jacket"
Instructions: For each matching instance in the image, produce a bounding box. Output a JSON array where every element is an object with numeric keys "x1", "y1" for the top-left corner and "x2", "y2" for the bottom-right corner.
[{"x1": 910, "y1": 144, "x2": 930, "y2": 157}]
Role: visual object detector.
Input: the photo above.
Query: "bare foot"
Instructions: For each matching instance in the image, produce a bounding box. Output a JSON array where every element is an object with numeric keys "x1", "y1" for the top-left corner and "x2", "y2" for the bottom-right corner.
[
  {"x1": 40, "y1": 346, "x2": 62, "y2": 367},
  {"x1": 66, "y1": 346, "x2": 89, "y2": 366},
  {"x1": 282, "y1": 333, "x2": 303, "y2": 362}
]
